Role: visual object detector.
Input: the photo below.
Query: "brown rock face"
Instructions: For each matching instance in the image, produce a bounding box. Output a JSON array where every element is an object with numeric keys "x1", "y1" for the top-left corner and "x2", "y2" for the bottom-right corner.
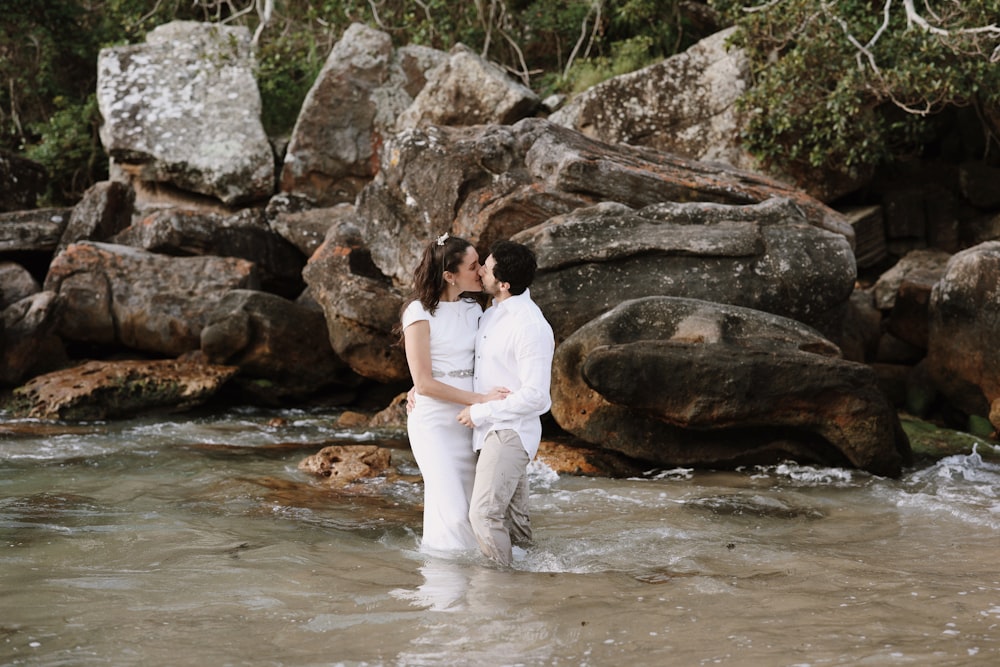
[
  {"x1": 551, "y1": 297, "x2": 911, "y2": 477},
  {"x1": 297, "y1": 445, "x2": 393, "y2": 486},
  {"x1": 44, "y1": 241, "x2": 258, "y2": 356},
  {"x1": 9, "y1": 359, "x2": 238, "y2": 420}
]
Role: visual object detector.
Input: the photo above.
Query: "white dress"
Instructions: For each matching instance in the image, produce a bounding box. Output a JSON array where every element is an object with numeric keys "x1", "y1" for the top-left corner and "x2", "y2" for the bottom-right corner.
[{"x1": 402, "y1": 298, "x2": 482, "y2": 552}]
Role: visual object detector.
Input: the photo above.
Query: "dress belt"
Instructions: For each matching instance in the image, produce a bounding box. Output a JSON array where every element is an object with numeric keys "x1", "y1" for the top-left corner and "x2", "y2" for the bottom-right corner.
[{"x1": 431, "y1": 369, "x2": 474, "y2": 378}]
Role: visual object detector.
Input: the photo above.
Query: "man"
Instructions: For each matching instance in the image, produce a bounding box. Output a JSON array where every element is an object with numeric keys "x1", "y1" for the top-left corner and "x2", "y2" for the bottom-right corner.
[{"x1": 457, "y1": 240, "x2": 555, "y2": 567}]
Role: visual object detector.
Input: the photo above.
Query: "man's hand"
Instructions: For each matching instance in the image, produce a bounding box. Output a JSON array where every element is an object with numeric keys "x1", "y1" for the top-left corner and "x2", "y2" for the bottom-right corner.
[{"x1": 457, "y1": 406, "x2": 474, "y2": 428}]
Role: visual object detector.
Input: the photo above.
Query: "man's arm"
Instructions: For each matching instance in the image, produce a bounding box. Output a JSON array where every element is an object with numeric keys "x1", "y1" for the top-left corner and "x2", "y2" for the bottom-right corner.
[{"x1": 465, "y1": 321, "x2": 553, "y2": 427}]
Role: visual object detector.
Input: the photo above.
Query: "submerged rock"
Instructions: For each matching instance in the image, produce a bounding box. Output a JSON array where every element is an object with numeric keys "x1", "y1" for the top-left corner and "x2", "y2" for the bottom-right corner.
[{"x1": 298, "y1": 444, "x2": 393, "y2": 486}]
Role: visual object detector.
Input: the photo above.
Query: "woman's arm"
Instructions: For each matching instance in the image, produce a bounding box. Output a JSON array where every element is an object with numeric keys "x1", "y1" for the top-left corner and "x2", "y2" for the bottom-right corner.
[{"x1": 403, "y1": 320, "x2": 506, "y2": 405}]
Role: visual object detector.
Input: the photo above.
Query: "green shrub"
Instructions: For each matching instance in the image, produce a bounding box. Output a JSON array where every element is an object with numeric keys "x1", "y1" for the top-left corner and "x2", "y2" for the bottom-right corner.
[{"x1": 715, "y1": 0, "x2": 1000, "y2": 174}]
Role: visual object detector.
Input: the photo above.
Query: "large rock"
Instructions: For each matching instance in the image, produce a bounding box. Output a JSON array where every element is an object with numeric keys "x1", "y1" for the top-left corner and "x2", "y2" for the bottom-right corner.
[
  {"x1": 551, "y1": 297, "x2": 911, "y2": 477},
  {"x1": 1, "y1": 291, "x2": 65, "y2": 385},
  {"x1": 199, "y1": 289, "x2": 361, "y2": 402},
  {"x1": 873, "y1": 249, "x2": 951, "y2": 350},
  {"x1": 0, "y1": 262, "x2": 40, "y2": 308},
  {"x1": 927, "y1": 241, "x2": 1000, "y2": 420},
  {"x1": 395, "y1": 43, "x2": 540, "y2": 130},
  {"x1": 110, "y1": 207, "x2": 305, "y2": 297},
  {"x1": 0, "y1": 209, "x2": 71, "y2": 252},
  {"x1": 97, "y1": 21, "x2": 274, "y2": 206},
  {"x1": 515, "y1": 197, "x2": 856, "y2": 341},
  {"x1": 55, "y1": 181, "x2": 135, "y2": 255},
  {"x1": 7, "y1": 359, "x2": 238, "y2": 420},
  {"x1": 279, "y1": 23, "x2": 445, "y2": 206},
  {"x1": 43, "y1": 241, "x2": 258, "y2": 356},
  {"x1": 302, "y1": 216, "x2": 406, "y2": 383},
  {"x1": 550, "y1": 28, "x2": 751, "y2": 171}
]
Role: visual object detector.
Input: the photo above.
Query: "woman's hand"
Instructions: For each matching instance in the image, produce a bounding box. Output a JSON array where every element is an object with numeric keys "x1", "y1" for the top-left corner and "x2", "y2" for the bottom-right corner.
[{"x1": 481, "y1": 386, "x2": 510, "y2": 403}]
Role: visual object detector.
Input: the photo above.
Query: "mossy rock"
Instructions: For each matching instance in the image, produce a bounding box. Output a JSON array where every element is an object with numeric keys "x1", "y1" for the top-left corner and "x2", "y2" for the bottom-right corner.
[{"x1": 900, "y1": 414, "x2": 1000, "y2": 463}]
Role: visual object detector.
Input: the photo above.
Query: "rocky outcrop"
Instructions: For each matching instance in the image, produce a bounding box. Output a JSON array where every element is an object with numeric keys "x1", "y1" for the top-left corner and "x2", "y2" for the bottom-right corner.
[
  {"x1": 43, "y1": 241, "x2": 258, "y2": 355},
  {"x1": 551, "y1": 297, "x2": 911, "y2": 476},
  {"x1": 516, "y1": 197, "x2": 855, "y2": 342},
  {"x1": 97, "y1": 21, "x2": 274, "y2": 206},
  {"x1": 7, "y1": 359, "x2": 238, "y2": 420},
  {"x1": 3, "y1": 20, "x2": 998, "y2": 474}
]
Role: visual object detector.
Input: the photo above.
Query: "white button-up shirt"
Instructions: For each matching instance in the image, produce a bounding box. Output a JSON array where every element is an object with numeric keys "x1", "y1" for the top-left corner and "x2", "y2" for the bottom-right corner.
[{"x1": 468, "y1": 289, "x2": 555, "y2": 457}]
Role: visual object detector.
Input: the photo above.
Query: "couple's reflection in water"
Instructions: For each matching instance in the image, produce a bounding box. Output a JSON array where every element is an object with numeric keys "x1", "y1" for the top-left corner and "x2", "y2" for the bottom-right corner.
[{"x1": 391, "y1": 549, "x2": 529, "y2": 612}]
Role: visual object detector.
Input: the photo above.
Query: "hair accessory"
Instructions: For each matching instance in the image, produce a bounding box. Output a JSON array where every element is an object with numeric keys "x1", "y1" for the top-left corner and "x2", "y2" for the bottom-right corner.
[{"x1": 436, "y1": 232, "x2": 449, "y2": 246}]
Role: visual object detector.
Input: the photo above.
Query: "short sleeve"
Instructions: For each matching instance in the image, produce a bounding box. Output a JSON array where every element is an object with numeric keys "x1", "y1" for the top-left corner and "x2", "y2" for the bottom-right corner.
[{"x1": 401, "y1": 300, "x2": 430, "y2": 330}]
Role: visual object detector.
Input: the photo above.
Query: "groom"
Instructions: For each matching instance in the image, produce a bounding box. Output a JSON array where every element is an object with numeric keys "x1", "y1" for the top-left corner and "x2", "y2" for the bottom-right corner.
[{"x1": 457, "y1": 240, "x2": 554, "y2": 567}]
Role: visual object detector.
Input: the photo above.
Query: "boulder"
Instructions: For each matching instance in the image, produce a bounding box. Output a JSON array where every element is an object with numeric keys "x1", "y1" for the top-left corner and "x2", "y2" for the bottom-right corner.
[
  {"x1": 7, "y1": 359, "x2": 238, "y2": 420},
  {"x1": 297, "y1": 444, "x2": 393, "y2": 486},
  {"x1": 110, "y1": 207, "x2": 305, "y2": 297},
  {"x1": 302, "y1": 216, "x2": 407, "y2": 383},
  {"x1": 43, "y1": 241, "x2": 258, "y2": 356},
  {"x1": 55, "y1": 181, "x2": 135, "y2": 255},
  {"x1": 199, "y1": 289, "x2": 361, "y2": 402},
  {"x1": 551, "y1": 297, "x2": 911, "y2": 476},
  {"x1": 395, "y1": 43, "x2": 540, "y2": 130},
  {"x1": 516, "y1": 197, "x2": 856, "y2": 342},
  {"x1": 0, "y1": 262, "x2": 40, "y2": 308},
  {"x1": 279, "y1": 23, "x2": 446, "y2": 206},
  {"x1": 870, "y1": 248, "x2": 951, "y2": 353},
  {"x1": 96, "y1": 21, "x2": 274, "y2": 206},
  {"x1": 550, "y1": 28, "x2": 751, "y2": 172},
  {"x1": 927, "y1": 241, "x2": 1000, "y2": 419},
  {"x1": 1, "y1": 291, "x2": 66, "y2": 385},
  {"x1": 0, "y1": 209, "x2": 71, "y2": 252}
]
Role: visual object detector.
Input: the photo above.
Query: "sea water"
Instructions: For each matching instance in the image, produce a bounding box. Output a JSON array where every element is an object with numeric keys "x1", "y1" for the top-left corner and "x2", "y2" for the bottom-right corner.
[{"x1": 1, "y1": 408, "x2": 998, "y2": 666}]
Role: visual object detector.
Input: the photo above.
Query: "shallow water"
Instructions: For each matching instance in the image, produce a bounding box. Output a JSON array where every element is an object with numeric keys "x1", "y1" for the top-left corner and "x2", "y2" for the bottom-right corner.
[{"x1": 1, "y1": 408, "x2": 999, "y2": 666}]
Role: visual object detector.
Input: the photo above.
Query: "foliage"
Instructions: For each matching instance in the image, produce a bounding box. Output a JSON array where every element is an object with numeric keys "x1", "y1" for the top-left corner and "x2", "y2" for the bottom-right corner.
[
  {"x1": 24, "y1": 95, "x2": 106, "y2": 205},
  {"x1": 712, "y1": 0, "x2": 1000, "y2": 174}
]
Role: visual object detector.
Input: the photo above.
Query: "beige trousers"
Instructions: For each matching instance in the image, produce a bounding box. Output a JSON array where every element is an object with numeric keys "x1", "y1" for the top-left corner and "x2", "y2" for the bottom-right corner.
[{"x1": 469, "y1": 429, "x2": 532, "y2": 566}]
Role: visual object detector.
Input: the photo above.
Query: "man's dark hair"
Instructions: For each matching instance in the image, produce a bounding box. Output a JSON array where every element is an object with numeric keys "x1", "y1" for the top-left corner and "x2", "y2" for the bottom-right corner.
[{"x1": 490, "y1": 240, "x2": 536, "y2": 296}]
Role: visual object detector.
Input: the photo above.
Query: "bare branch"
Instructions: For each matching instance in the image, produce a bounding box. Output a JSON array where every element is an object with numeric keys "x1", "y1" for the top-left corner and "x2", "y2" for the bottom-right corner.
[
  {"x1": 744, "y1": 0, "x2": 784, "y2": 13},
  {"x1": 562, "y1": 5, "x2": 592, "y2": 78}
]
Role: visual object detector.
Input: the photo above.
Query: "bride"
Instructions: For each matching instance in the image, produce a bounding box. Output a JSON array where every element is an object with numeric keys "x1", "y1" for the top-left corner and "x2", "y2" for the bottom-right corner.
[{"x1": 400, "y1": 233, "x2": 508, "y2": 552}]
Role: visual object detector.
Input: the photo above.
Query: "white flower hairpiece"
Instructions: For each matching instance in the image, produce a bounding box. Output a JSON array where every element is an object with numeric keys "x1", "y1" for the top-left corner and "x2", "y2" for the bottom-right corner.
[{"x1": 436, "y1": 232, "x2": 449, "y2": 246}]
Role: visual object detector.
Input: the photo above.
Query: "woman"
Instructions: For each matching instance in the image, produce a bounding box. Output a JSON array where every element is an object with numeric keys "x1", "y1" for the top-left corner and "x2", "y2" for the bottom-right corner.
[{"x1": 401, "y1": 233, "x2": 508, "y2": 553}]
